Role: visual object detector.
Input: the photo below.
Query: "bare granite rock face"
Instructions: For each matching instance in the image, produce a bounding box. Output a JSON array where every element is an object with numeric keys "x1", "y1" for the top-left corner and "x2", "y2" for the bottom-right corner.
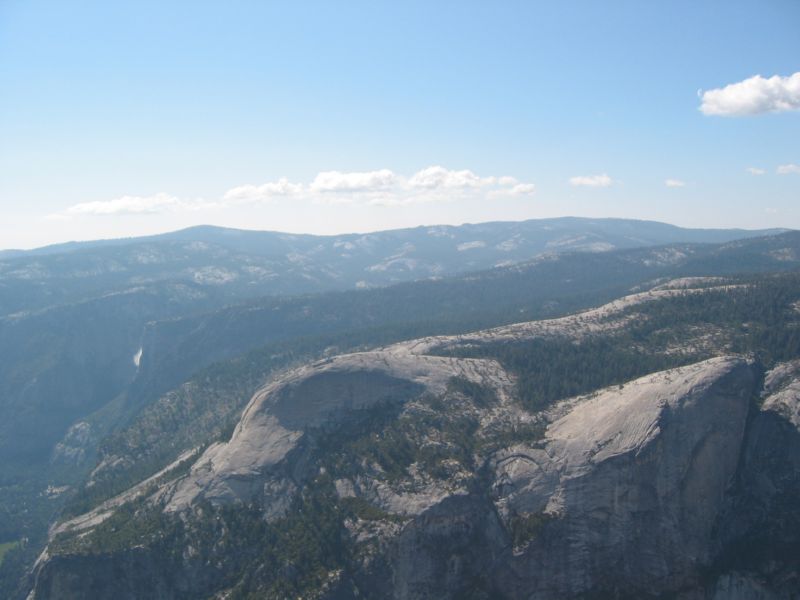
[
  {"x1": 761, "y1": 359, "x2": 800, "y2": 428},
  {"x1": 165, "y1": 350, "x2": 511, "y2": 513},
  {"x1": 382, "y1": 494, "x2": 509, "y2": 599},
  {"x1": 490, "y1": 356, "x2": 756, "y2": 598}
]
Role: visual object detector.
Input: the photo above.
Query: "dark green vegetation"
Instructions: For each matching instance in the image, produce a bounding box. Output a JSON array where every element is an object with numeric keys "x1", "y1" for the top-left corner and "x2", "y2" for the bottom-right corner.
[
  {"x1": 443, "y1": 273, "x2": 800, "y2": 412},
  {"x1": 48, "y1": 477, "x2": 356, "y2": 600},
  {"x1": 0, "y1": 542, "x2": 19, "y2": 567},
  {"x1": 508, "y1": 512, "x2": 554, "y2": 550},
  {"x1": 625, "y1": 276, "x2": 800, "y2": 366},
  {"x1": 315, "y1": 391, "x2": 484, "y2": 484},
  {"x1": 446, "y1": 337, "x2": 698, "y2": 412}
]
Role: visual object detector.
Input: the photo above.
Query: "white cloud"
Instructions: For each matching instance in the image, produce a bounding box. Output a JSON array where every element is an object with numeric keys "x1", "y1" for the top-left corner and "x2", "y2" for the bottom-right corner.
[
  {"x1": 569, "y1": 174, "x2": 613, "y2": 188},
  {"x1": 664, "y1": 179, "x2": 686, "y2": 188},
  {"x1": 64, "y1": 193, "x2": 187, "y2": 216},
  {"x1": 746, "y1": 167, "x2": 766, "y2": 176},
  {"x1": 223, "y1": 178, "x2": 303, "y2": 203},
  {"x1": 509, "y1": 183, "x2": 536, "y2": 195},
  {"x1": 310, "y1": 169, "x2": 399, "y2": 192},
  {"x1": 489, "y1": 183, "x2": 536, "y2": 198},
  {"x1": 408, "y1": 166, "x2": 492, "y2": 189},
  {"x1": 777, "y1": 163, "x2": 800, "y2": 175},
  {"x1": 700, "y1": 72, "x2": 800, "y2": 116},
  {"x1": 54, "y1": 166, "x2": 537, "y2": 218},
  {"x1": 311, "y1": 166, "x2": 533, "y2": 205}
]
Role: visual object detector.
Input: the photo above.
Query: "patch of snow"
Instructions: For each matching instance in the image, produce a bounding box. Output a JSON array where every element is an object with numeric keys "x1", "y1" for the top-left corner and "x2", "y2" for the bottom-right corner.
[
  {"x1": 367, "y1": 257, "x2": 422, "y2": 273},
  {"x1": 286, "y1": 252, "x2": 311, "y2": 265},
  {"x1": 241, "y1": 265, "x2": 274, "y2": 278},
  {"x1": 582, "y1": 242, "x2": 615, "y2": 252},
  {"x1": 651, "y1": 277, "x2": 726, "y2": 291},
  {"x1": 132, "y1": 250, "x2": 166, "y2": 264},
  {"x1": 44, "y1": 485, "x2": 71, "y2": 498},
  {"x1": 184, "y1": 241, "x2": 209, "y2": 251},
  {"x1": 545, "y1": 235, "x2": 588, "y2": 248},
  {"x1": 5, "y1": 264, "x2": 49, "y2": 280},
  {"x1": 640, "y1": 248, "x2": 688, "y2": 267},
  {"x1": 457, "y1": 241, "x2": 487, "y2": 251},
  {"x1": 494, "y1": 260, "x2": 515, "y2": 268},
  {"x1": 365, "y1": 243, "x2": 419, "y2": 271},
  {"x1": 190, "y1": 266, "x2": 238, "y2": 284},
  {"x1": 770, "y1": 247, "x2": 798, "y2": 262},
  {"x1": 495, "y1": 236, "x2": 521, "y2": 251},
  {"x1": 427, "y1": 226, "x2": 455, "y2": 238}
]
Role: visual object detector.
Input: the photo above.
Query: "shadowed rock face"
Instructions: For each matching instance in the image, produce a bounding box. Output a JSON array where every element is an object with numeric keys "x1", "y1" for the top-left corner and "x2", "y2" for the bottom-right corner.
[
  {"x1": 31, "y1": 550, "x2": 175, "y2": 600},
  {"x1": 710, "y1": 360, "x2": 800, "y2": 599},
  {"x1": 384, "y1": 494, "x2": 509, "y2": 600}
]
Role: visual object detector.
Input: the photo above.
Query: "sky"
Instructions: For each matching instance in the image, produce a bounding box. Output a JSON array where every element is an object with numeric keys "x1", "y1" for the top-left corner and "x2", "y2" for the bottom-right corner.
[{"x1": 0, "y1": 0, "x2": 798, "y2": 249}]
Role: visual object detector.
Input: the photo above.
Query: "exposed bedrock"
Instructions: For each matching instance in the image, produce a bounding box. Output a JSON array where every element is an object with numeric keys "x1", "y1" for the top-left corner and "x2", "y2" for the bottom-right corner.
[
  {"x1": 344, "y1": 356, "x2": 761, "y2": 599},
  {"x1": 165, "y1": 350, "x2": 510, "y2": 513},
  {"x1": 489, "y1": 356, "x2": 757, "y2": 598},
  {"x1": 34, "y1": 354, "x2": 800, "y2": 599}
]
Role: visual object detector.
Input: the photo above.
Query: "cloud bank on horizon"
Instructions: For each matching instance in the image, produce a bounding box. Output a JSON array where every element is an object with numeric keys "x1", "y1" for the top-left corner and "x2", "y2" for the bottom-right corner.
[
  {"x1": 53, "y1": 155, "x2": 798, "y2": 220},
  {"x1": 55, "y1": 166, "x2": 537, "y2": 218}
]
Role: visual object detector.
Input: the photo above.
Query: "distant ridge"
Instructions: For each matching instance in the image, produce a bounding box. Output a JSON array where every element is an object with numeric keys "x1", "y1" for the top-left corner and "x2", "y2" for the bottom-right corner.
[{"x1": 0, "y1": 216, "x2": 789, "y2": 258}]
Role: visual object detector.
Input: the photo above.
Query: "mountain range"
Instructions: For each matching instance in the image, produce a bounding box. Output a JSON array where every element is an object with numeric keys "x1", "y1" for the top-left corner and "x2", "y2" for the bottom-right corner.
[{"x1": 1, "y1": 217, "x2": 799, "y2": 599}]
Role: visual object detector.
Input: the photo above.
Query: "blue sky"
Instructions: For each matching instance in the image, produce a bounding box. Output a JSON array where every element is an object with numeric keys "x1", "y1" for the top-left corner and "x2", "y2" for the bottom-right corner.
[{"x1": 1, "y1": 0, "x2": 798, "y2": 249}]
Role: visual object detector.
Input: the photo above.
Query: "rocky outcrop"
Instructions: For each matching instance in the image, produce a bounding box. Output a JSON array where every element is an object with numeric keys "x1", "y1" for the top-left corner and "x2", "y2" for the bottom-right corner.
[
  {"x1": 50, "y1": 422, "x2": 93, "y2": 467},
  {"x1": 391, "y1": 283, "x2": 750, "y2": 360},
  {"x1": 491, "y1": 356, "x2": 755, "y2": 598},
  {"x1": 165, "y1": 350, "x2": 512, "y2": 513},
  {"x1": 381, "y1": 494, "x2": 509, "y2": 599},
  {"x1": 31, "y1": 350, "x2": 800, "y2": 599}
]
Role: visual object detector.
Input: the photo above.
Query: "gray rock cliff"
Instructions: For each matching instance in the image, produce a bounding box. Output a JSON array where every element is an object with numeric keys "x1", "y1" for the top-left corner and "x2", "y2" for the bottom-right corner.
[{"x1": 30, "y1": 349, "x2": 800, "y2": 599}]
